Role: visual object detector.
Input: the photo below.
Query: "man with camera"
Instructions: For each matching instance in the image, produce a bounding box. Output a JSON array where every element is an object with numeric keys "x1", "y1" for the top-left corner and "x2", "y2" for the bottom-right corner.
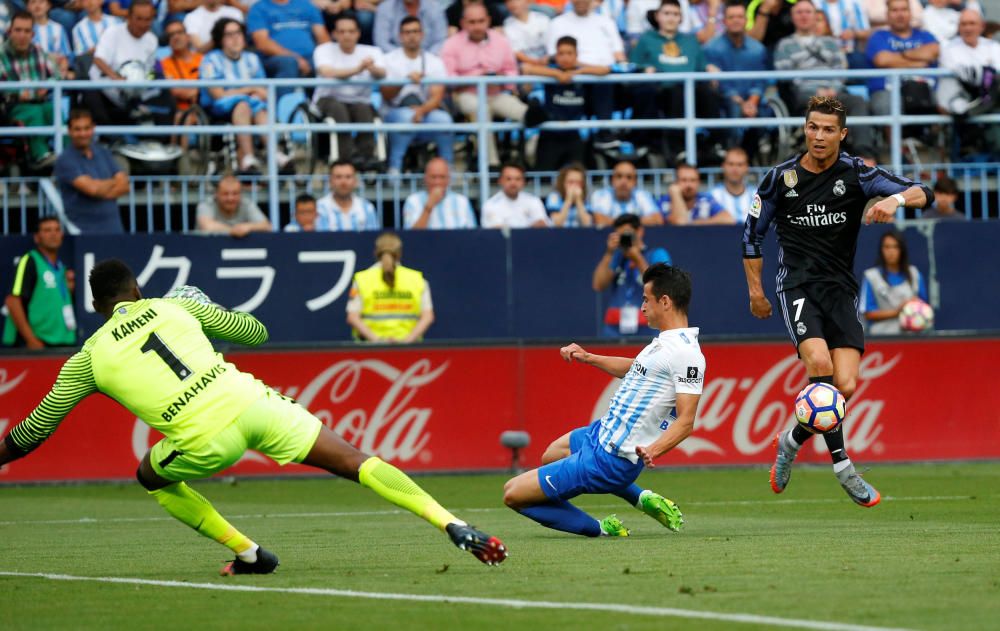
[{"x1": 592, "y1": 213, "x2": 671, "y2": 337}]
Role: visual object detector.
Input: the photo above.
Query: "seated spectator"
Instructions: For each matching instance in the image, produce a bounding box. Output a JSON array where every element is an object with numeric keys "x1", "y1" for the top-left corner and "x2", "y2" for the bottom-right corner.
[
  {"x1": 704, "y1": 1, "x2": 771, "y2": 161},
  {"x1": 522, "y1": 35, "x2": 609, "y2": 171},
  {"x1": 72, "y1": 0, "x2": 121, "y2": 58},
  {"x1": 183, "y1": 0, "x2": 243, "y2": 52},
  {"x1": 709, "y1": 146, "x2": 752, "y2": 223},
  {"x1": 592, "y1": 213, "x2": 671, "y2": 337},
  {"x1": 155, "y1": 18, "x2": 201, "y2": 114},
  {"x1": 860, "y1": 228, "x2": 928, "y2": 335},
  {"x1": 0, "y1": 10, "x2": 61, "y2": 169},
  {"x1": 445, "y1": 0, "x2": 504, "y2": 34},
  {"x1": 814, "y1": 0, "x2": 871, "y2": 67},
  {"x1": 37, "y1": 0, "x2": 85, "y2": 38},
  {"x1": 863, "y1": 0, "x2": 922, "y2": 32},
  {"x1": 773, "y1": 0, "x2": 875, "y2": 151},
  {"x1": 866, "y1": 0, "x2": 939, "y2": 124},
  {"x1": 199, "y1": 18, "x2": 282, "y2": 174},
  {"x1": 374, "y1": 0, "x2": 447, "y2": 54},
  {"x1": 565, "y1": 0, "x2": 627, "y2": 36},
  {"x1": 503, "y1": 0, "x2": 549, "y2": 66},
  {"x1": 546, "y1": 0, "x2": 624, "y2": 149},
  {"x1": 921, "y1": 175, "x2": 965, "y2": 221},
  {"x1": 313, "y1": 14, "x2": 385, "y2": 167},
  {"x1": 481, "y1": 163, "x2": 550, "y2": 228},
  {"x1": 744, "y1": 0, "x2": 795, "y2": 49},
  {"x1": 316, "y1": 159, "x2": 381, "y2": 230},
  {"x1": 53, "y1": 108, "x2": 129, "y2": 233},
  {"x1": 346, "y1": 231, "x2": 435, "y2": 343},
  {"x1": 660, "y1": 162, "x2": 732, "y2": 225},
  {"x1": 196, "y1": 175, "x2": 273, "y2": 236},
  {"x1": 2, "y1": 216, "x2": 77, "y2": 349},
  {"x1": 545, "y1": 163, "x2": 593, "y2": 227},
  {"x1": 589, "y1": 160, "x2": 661, "y2": 227},
  {"x1": 631, "y1": 0, "x2": 721, "y2": 163},
  {"x1": 685, "y1": 0, "x2": 725, "y2": 44},
  {"x1": 106, "y1": 0, "x2": 170, "y2": 38},
  {"x1": 28, "y1": 0, "x2": 72, "y2": 75},
  {"x1": 247, "y1": 0, "x2": 328, "y2": 81},
  {"x1": 380, "y1": 16, "x2": 454, "y2": 174},
  {"x1": 402, "y1": 157, "x2": 477, "y2": 229},
  {"x1": 923, "y1": 0, "x2": 970, "y2": 47},
  {"x1": 441, "y1": 2, "x2": 525, "y2": 167},
  {"x1": 284, "y1": 193, "x2": 329, "y2": 231}
]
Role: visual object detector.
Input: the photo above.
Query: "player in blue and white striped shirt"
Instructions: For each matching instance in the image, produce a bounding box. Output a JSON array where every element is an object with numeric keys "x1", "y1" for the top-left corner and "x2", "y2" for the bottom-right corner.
[
  {"x1": 403, "y1": 158, "x2": 477, "y2": 230},
  {"x1": 28, "y1": 0, "x2": 73, "y2": 70},
  {"x1": 316, "y1": 160, "x2": 381, "y2": 232},
  {"x1": 504, "y1": 263, "x2": 705, "y2": 537},
  {"x1": 72, "y1": 0, "x2": 121, "y2": 57}
]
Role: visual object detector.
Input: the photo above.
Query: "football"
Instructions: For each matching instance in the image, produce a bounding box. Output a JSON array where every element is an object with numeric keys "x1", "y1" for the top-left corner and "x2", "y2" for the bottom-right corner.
[
  {"x1": 794, "y1": 382, "x2": 847, "y2": 434},
  {"x1": 899, "y1": 298, "x2": 934, "y2": 332}
]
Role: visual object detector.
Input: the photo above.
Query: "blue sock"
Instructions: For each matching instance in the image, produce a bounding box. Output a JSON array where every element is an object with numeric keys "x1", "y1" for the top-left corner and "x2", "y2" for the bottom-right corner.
[
  {"x1": 518, "y1": 501, "x2": 602, "y2": 537},
  {"x1": 613, "y1": 484, "x2": 643, "y2": 507}
]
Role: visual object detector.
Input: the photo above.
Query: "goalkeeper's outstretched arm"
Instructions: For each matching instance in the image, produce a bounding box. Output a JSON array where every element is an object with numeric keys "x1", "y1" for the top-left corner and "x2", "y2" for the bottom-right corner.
[{"x1": 168, "y1": 297, "x2": 269, "y2": 346}]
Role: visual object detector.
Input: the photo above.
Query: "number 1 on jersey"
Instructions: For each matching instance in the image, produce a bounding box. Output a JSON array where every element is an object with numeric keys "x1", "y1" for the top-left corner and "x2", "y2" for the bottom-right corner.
[{"x1": 141, "y1": 332, "x2": 193, "y2": 380}]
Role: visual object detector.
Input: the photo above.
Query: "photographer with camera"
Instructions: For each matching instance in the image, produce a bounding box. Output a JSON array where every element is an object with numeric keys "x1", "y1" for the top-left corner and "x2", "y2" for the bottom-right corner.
[{"x1": 592, "y1": 213, "x2": 671, "y2": 337}]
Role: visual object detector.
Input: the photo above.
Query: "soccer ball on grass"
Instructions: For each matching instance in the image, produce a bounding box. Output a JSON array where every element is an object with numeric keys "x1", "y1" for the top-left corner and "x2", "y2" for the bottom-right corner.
[{"x1": 794, "y1": 382, "x2": 846, "y2": 434}]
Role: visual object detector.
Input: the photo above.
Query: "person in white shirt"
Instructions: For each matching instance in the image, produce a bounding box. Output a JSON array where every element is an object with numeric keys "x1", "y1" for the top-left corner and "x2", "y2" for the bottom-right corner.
[
  {"x1": 709, "y1": 146, "x2": 753, "y2": 223},
  {"x1": 481, "y1": 163, "x2": 551, "y2": 228},
  {"x1": 183, "y1": 0, "x2": 244, "y2": 53},
  {"x1": 403, "y1": 157, "x2": 477, "y2": 229},
  {"x1": 313, "y1": 13, "x2": 386, "y2": 166},
  {"x1": 503, "y1": 0, "x2": 549, "y2": 65},
  {"x1": 589, "y1": 160, "x2": 661, "y2": 227},
  {"x1": 920, "y1": 0, "x2": 979, "y2": 46},
  {"x1": 316, "y1": 160, "x2": 381, "y2": 231},
  {"x1": 380, "y1": 16, "x2": 455, "y2": 173}
]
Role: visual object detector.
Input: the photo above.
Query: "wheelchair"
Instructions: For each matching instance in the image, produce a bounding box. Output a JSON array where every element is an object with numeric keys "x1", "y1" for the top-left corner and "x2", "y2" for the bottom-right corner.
[{"x1": 284, "y1": 91, "x2": 387, "y2": 173}]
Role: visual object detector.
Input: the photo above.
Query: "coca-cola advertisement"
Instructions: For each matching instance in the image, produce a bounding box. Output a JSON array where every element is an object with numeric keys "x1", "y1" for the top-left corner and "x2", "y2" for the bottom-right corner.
[{"x1": 1, "y1": 338, "x2": 998, "y2": 482}]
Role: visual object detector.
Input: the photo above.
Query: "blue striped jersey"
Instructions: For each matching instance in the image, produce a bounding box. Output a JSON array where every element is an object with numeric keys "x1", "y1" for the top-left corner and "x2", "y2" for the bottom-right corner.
[
  {"x1": 709, "y1": 183, "x2": 753, "y2": 223},
  {"x1": 33, "y1": 21, "x2": 73, "y2": 61},
  {"x1": 544, "y1": 192, "x2": 591, "y2": 228},
  {"x1": 598, "y1": 327, "x2": 706, "y2": 463},
  {"x1": 403, "y1": 191, "x2": 477, "y2": 229},
  {"x1": 316, "y1": 193, "x2": 380, "y2": 231},
  {"x1": 72, "y1": 14, "x2": 121, "y2": 56},
  {"x1": 589, "y1": 187, "x2": 659, "y2": 221},
  {"x1": 199, "y1": 49, "x2": 265, "y2": 108}
]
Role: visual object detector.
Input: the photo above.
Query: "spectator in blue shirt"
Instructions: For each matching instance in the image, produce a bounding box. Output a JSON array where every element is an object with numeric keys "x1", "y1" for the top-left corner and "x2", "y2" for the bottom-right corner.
[
  {"x1": 247, "y1": 0, "x2": 329, "y2": 82},
  {"x1": 659, "y1": 163, "x2": 733, "y2": 225},
  {"x1": 373, "y1": 0, "x2": 448, "y2": 54},
  {"x1": 865, "y1": 0, "x2": 939, "y2": 118},
  {"x1": 591, "y1": 213, "x2": 671, "y2": 337}
]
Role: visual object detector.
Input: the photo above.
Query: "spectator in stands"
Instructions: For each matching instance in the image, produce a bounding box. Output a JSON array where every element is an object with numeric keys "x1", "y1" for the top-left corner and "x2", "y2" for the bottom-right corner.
[
  {"x1": 316, "y1": 159, "x2": 381, "y2": 230},
  {"x1": 313, "y1": 13, "x2": 385, "y2": 168},
  {"x1": 381, "y1": 16, "x2": 454, "y2": 174},
  {"x1": 247, "y1": 0, "x2": 328, "y2": 81},
  {"x1": 27, "y1": 0, "x2": 71, "y2": 75},
  {"x1": 445, "y1": 0, "x2": 503, "y2": 34},
  {"x1": 521, "y1": 35, "x2": 609, "y2": 171},
  {"x1": 403, "y1": 157, "x2": 477, "y2": 229},
  {"x1": 630, "y1": 0, "x2": 720, "y2": 164},
  {"x1": 545, "y1": 163, "x2": 593, "y2": 227},
  {"x1": 704, "y1": 0, "x2": 771, "y2": 160},
  {"x1": 196, "y1": 175, "x2": 273, "y2": 236},
  {"x1": 53, "y1": 108, "x2": 128, "y2": 233},
  {"x1": 922, "y1": 0, "x2": 968, "y2": 48},
  {"x1": 155, "y1": 18, "x2": 201, "y2": 114},
  {"x1": 921, "y1": 175, "x2": 965, "y2": 221},
  {"x1": 866, "y1": 0, "x2": 939, "y2": 122},
  {"x1": 814, "y1": 0, "x2": 871, "y2": 67},
  {"x1": 863, "y1": 0, "x2": 922, "y2": 32},
  {"x1": 744, "y1": 0, "x2": 795, "y2": 49},
  {"x1": 0, "y1": 10, "x2": 61, "y2": 169},
  {"x1": 545, "y1": 0, "x2": 624, "y2": 149},
  {"x1": 481, "y1": 163, "x2": 550, "y2": 228},
  {"x1": 346, "y1": 231, "x2": 435, "y2": 343},
  {"x1": 200, "y1": 18, "x2": 284, "y2": 175},
  {"x1": 773, "y1": 0, "x2": 875, "y2": 151},
  {"x1": 589, "y1": 160, "x2": 661, "y2": 227},
  {"x1": 660, "y1": 162, "x2": 732, "y2": 225},
  {"x1": 688, "y1": 0, "x2": 725, "y2": 43},
  {"x1": 859, "y1": 228, "x2": 928, "y2": 335},
  {"x1": 709, "y1": 146, "x2": 752, "y2": 223},
  {"x1": 374, "y1": 0, "x2": 447, "y2": 54},
  {"x1": 72, "y1": 0, "x2": 120, "y2": 58},
  {"x1": 441, "y1": 2, "x2": 524, "y2": 168},
  {"x1": 2, "y1": 216, "x2": 77, "y2": 349},
  {"x1": 624, "y1": 0, "x2": 658, "y2": 46},
  {"x1": 503, "y1": 0, "x2": 549, "y2": 66},
  {"x1": 592, "y1": 213, "x2": 671, "y2": 337},
  {"x1": 284, "y1": 193, "x2": 328, "y2": 231},
  {"x1": 183, "y1": 0, "x2": 242, "y2": 52}
]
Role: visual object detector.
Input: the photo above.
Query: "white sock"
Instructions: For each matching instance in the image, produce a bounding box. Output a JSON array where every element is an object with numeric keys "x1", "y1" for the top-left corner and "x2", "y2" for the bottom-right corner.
[
  {"x1": 833, "y1": 459, "x2": 853, "y2": 475},
  {"x1": 636, "y1": 489, "x2": 650, "y2": 510},
  {"x1": 598, "y1": 519, "x2": 610, "y2": 536},
  {"x1": 236, "y1": 543, "x2": 259, "y2": 563}
]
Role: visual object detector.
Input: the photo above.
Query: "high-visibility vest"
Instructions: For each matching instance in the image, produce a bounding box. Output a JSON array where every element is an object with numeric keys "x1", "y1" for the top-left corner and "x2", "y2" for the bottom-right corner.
[{"x1": 353, "y1": 264, "x2": 425, "y2": 341}]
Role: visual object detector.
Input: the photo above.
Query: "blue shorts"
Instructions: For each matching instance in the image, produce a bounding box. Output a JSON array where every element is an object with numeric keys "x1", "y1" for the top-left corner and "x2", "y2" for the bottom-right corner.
[
  {"x1": 537, "y1": 419, "x2": 644, "y2": 501},
  {"x1": 209, "y1": 95, "x2": 267, "y2": 119}
]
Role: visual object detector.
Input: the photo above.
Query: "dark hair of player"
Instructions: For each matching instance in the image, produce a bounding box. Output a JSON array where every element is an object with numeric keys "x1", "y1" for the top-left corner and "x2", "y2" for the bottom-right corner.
[
  {"x1": 806, "y1": 95, "x2": 847, "y2": 129},
  {"x1": 90, "y1": 259, "x2": 137, "y2": 309},
  {"x1": 874, "y1": 229, "x2": 915, "y2": 286},
  {"x1": 642, "y1": 263, "x2": 692, "y2": 313}
]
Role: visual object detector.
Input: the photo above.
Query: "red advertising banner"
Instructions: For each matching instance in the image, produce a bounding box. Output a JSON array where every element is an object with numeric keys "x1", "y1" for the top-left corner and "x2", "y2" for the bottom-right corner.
[{"x1": 1, "y1": 338, "x2": 998, "y2": 483}]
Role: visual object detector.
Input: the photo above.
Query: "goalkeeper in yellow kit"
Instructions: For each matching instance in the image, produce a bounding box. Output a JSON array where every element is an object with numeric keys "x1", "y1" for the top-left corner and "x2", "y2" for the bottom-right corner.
[{"x1": 0, "y1": 259, "x2": 507, "y2": 573}]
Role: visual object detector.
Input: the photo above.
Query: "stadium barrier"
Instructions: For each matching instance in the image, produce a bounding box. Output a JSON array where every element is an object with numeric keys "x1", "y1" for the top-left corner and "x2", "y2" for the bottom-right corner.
[{"x1": 1, "y1": 336, "x2": 998, "y2": 483}]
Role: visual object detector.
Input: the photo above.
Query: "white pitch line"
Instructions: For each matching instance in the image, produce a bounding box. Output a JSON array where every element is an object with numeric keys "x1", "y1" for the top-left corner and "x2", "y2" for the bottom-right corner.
[
  {"x1": 0, "y1": 571, "x2": 915, "y2": 631},
  {"x1": 0, "y1": 494, "x2": 987, "y2": 527}
]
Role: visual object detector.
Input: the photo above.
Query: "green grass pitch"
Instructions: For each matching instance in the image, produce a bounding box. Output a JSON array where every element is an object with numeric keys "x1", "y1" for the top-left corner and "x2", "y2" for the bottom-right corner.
[{"x1": 3, "y1": 464, "x2": 998, "y2": 631}]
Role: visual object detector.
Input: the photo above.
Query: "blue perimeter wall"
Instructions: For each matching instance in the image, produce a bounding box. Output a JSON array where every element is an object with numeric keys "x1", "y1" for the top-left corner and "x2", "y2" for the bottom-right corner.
[{"x1": 0, "y1": 221, "x2": 996, "y2": 342}]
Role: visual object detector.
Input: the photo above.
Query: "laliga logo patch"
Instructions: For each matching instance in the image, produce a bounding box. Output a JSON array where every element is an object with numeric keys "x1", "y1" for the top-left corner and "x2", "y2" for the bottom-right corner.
[
  {"x1": 782, "y1": 169, "x2": 798, "y2": 188},
  {"x1": 833, "y1": 179, "x2": 846, "y2": 196},
  {"x1": 796, "y1": 321, "x2": 807, "y2": 336},
  {"x1": 749, "y1": 194, "x2": 762, "y2": 218}
]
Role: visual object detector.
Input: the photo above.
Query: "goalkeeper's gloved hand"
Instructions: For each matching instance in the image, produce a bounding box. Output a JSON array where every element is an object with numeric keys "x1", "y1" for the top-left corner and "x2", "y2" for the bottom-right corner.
[{"x1": 163, "y1": 285, "x2": 226, "y2": 310}]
